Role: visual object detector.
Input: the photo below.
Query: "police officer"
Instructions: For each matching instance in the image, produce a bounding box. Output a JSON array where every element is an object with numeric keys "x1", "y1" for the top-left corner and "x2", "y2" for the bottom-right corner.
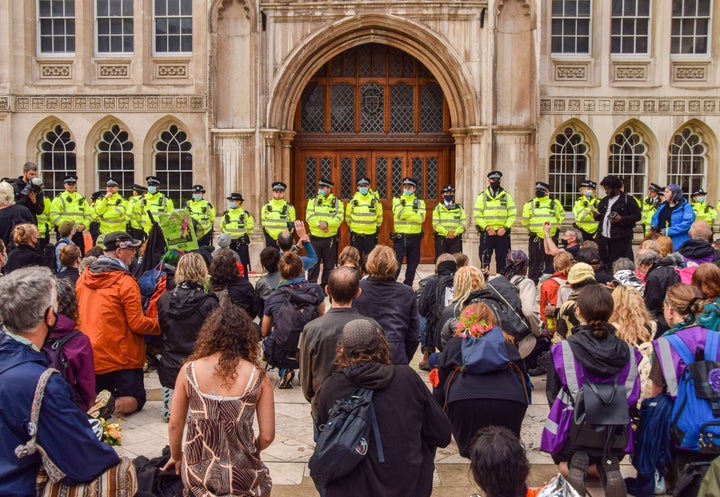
[
  {"x1": 125, "y1": 184, "x2": 147, "y2": 242},
  {"x1": 261, "y1": 181, "x2": 296, "y2": 247},
  {"x1": 572, "y1": 179, "x2": 600, "y2": 242},
  {"x1": 93, "y1": 178, "x2": 127, "y2": 235},
  {"x1": 221, "y1": 193, "x2": 254, "y2": 273},
  {"x1": 691, "y1": 188, "x2": 718, "y2": 225},
  {"x1": 642, "y1": 183, "x2": 664, "y2": 235},
  {"x1": 306, "y1": 178, "x2": 344, "y2": 286},
  {"x1": 521, "y1": 181, "x2": 565, "y2": 284},
  {"x1": 473, "y1": 171, "x2": 516, "y2": 273},
  {"x1": 392, "y1": 177, "x2": 426, "y2": 286},
  {"x1": 88, "y1": 191, "x2": 104, "y2": 242},
  {"x1": 432, "y1": 184, "x2": 465, "y2": 259},
  {"x1": 137, "y1": 175, "x2": 174, "y2": 235},
  {"x1": 186, "y1": 184, "x2": 216, "y2": 247},
  {"x1": 36, "y1": 190, "x2": 54, "y2": 254},
  {"x1": 346, "y1": 176, "x2": 383, "y2": 259},
  {"x1": 49, "y1": 175, "x2": 91, "y2": 253}
]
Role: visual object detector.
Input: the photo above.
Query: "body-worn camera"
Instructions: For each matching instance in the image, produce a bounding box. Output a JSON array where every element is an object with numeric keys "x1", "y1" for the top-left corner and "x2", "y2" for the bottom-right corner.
[
  {"x1": 609, "y1": 211, "x2": 619, "y2": 219},
  {"x1": 20, "y1": 178, "x2": 43, "y2": 196}
]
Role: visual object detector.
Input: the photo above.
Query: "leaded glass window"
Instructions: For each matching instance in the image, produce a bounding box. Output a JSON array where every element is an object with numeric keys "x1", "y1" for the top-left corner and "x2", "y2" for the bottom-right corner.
[
  {"x1": 390, "y1": 83, "x2": 414, "y2": 133},
  {"x1": 330, "y1": 84, "x2": 354, "y2": 133},
  {"x1": 300, "y1": 83, "x2": 325, "y2": 132},
  {"x1": 96, "y1": 124, "x2": 134, "y2": 193},
  {"x1": 551, "y1": 0, "x2": 592, "y2": 54},
  {"x1": 668, "y1": 127, "x2": 706, "y2": 196},
  {"x1": 549, "y1": 127, "x2": 589, "y2": 210},
  {"x1": 412, "y1": 158, "x2": 424, "y2": 198},
  {"x1": 360, "y1": 82, "x2": 384, "y2": 133},
  {"x1": 38, "y1": 0, "x2": 76, "y2": 55},
  {"x1": 420, "y1": 84, "x2": 444, "y2": 133},
  {"x1": 153, "y1": 124, "x2": 192, "y2": 207},
  {"x1": 356, "y1": 158, "x2": 367, "y2": 182},
  {"x1": 305, "y1": 158, "x2": 317, "y2": 199},
  {"x1": 611, "y1": 0, "x2": 651, "y2": 55},
  {"x1": 609, "y1": 127, "x2": 647, "y2": 199},
  {"x1": 671, "y1": 0, "x2": 712, "y2": 55},
  {"x1": 39, "y1": 125, "x2": 77, "y2": 198},
  {"x1": 320, "y1": 157, "x2": 332, "y2": 182},
  {"x1": 376, "y1": 157, "x2": 388, "y2": 199},
  {"x1": 341, "y1": 157, "x2": 353, "y2": 199},
  {"x1": 391, "y1": 157, "x2": 403, "y2": 197},
  {"x1": 427, "y1": 157, "x2": 439, "y2": 199}
]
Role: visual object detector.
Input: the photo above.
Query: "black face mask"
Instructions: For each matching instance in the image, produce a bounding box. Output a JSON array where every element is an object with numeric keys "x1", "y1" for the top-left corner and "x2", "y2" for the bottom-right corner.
[
  {"x1": 559, "y1": 239, "x2": 568, "y2": 248},
  {"x1": 490, "y1": 180, "x2": 501, "y2": 189},
  {"x1": 535, "y1": 189, "x2": 547, "y2": 198},
  {"x1": 44, "y1": 307, "x2": 58, "y2": 340}
]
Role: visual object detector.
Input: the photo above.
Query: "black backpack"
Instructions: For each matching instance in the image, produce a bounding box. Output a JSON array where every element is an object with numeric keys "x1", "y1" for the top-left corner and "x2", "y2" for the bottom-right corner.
[
  {"x1": 43, "y1": 330, "x2": 81, "y2": 382},
  {"x1": 273, "y1": 285, "x2": 321, "y2": 352},
  {"x1": 41, "y1": 243, "x2": 57, "y2": 274},
  {"x1": 309, "y1": 388, "x2": 384, "y2": 491},
  {"x1": 434, "y1": 273, "x2": 455, "y2": 322},
  {"x1": 467, "y1": 278, "x2": 531, "y2": 342}
]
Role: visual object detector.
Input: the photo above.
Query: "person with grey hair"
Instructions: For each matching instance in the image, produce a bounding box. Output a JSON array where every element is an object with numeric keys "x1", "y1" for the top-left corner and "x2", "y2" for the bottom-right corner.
[
  {"x1": 312, "y1": 318, "x2": 451, "y2": 497},
  {"x1": 0, "y1": 181, "x2": 34, "y2": 248},
  {"x1": 543, "y1": 225, "x2": 582, "y2": 258},
  {"x1": 0, "y1": 267, "x2": 122, "y2": 496}
]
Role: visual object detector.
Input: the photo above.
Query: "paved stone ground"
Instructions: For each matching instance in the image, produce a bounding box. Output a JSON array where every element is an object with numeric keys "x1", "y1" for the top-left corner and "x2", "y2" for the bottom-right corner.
[{"x1": 113, "y1": 265, "x2": 636, "y2": 496}]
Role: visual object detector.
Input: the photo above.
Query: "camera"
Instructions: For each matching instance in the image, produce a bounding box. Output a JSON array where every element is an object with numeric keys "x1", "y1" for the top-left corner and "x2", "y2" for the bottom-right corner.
[
  {"x1": 20, "y1": 177, "x2": 43, "y2": 196},
  {"x1": 609, "y1": 212, "x2": 618, "y2": 219}
]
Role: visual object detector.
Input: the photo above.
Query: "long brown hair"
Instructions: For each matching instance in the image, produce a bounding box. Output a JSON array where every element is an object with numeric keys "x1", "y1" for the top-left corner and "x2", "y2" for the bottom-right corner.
[{"x1": 189, "y1": 303, "x2": 260, "y2": 387}]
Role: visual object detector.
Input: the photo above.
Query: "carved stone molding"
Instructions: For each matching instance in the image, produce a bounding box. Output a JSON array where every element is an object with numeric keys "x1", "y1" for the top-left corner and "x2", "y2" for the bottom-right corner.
[
  {"x1": 540, "y1": 97, "x2": 720, "y2": 115},
  {"x1": 555, "y1": 64, "x2": 588, "y2": 81},
  {"x1": 39, "y1": 63, "x2": 72, "y2": 79},
  {"x1": 97, "y1": 64, "x2": 130, "y2": 79},
  {"x1": 0, "y1": 96, "x2": 10, "y2": 112},
  {"x1": 673, "y1": 63, "x2": 708, "y2": 82},
  {"x1": 13, "y1": 95, "x2": 207, "y2": 113},
  {"x1": 155, "y1": 63, "x2": 188, "y2": 79},
  {"x1": 613, "y1": 64, "x2": 647, "y2": 81}
]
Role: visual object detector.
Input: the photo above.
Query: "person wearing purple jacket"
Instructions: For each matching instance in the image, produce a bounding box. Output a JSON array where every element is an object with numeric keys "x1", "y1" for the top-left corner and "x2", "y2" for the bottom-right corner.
[{"x1": 43, "y1": 278, "x2": 96, "y2": 412}]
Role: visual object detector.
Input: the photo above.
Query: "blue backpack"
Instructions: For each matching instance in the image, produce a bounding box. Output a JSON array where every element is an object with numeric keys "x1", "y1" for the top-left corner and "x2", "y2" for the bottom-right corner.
[{"x1": 666, "y1": 331, "x2": 720, "y2": 453}]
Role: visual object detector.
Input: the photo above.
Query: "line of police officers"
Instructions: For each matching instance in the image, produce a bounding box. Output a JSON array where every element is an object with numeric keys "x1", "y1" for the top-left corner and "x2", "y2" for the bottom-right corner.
[{"x1": 26, "y1": 169, "x2": 719, "y2": 285}]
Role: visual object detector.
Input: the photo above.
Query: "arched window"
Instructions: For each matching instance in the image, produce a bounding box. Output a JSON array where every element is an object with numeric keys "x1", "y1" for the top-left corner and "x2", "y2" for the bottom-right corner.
[
  {"x1": 154, "y1": 124, "x2": 192, "y2": 208},
  {"x1": 608, "y1": 127, "x2": 647, "y2": 199},
  {"x1": 96, "y1": 124, "x2": 134, "y2": 193},
  {"x1": 668, "y1": 126, "x2": 706, "y2": 195},
  {"x1": 39, "y1": 124, "x2": 77, "y2": 199},
  {"x1": 549, "y1": 126, "x2": 589, "y2": 210}
]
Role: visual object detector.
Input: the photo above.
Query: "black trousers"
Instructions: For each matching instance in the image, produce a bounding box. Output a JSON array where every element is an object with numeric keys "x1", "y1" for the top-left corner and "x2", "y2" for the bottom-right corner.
[
  {"x1": 597, "y1": 234, "x2": 634, "y2": 269},
  {"x1": 230, "y1": 240, "x2": 251, "y2": 275},
  {"x1": 393, "y1": 234, "x2": 422, "y2": 286},
  {"x1": 434, "y1": 235, "x2": 462, "y2": 261},
  {"x1": 479, "y1": 230, "x2": 511, "y2": 273},
  {"x1": 71, "y1": 230, "x2": 86, "y2": 256},
  {"x1": 528, "y1": 234, "x2": 555, "y2": 284},
  {"x1": 307, "y1": 236, "x2": 337, "y2": 286},
  {"x1": 197, "y1": 230, "x2": 213, "y2": 248},
  {"x1": 350, "y1": 232, "x2": 378, "y2": 260},
  {"x1": 264, "y1": 232, "x2": 277, "y2": 248}
]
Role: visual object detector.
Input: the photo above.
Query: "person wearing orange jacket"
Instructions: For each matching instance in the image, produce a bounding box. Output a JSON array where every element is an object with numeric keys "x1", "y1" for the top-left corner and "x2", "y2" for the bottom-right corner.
[{"x1": 76, "y1": 231, "x2": 160, "y2": 415}]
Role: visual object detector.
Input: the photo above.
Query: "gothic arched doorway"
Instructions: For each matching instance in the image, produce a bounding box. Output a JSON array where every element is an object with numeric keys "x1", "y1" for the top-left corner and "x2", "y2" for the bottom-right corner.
[{"x1": 293, "y1": 43, "x2": 454, "y2": 262}]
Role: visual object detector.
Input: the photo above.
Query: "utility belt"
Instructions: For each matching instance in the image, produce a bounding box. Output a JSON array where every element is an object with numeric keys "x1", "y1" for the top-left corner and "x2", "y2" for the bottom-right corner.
[
  {"x1": 434, "y1": 233, "x2": 462, "y2": 241},
  {"x1": 350, "y1": 231, "x2": 377, "y2": 240},
  {"x1": 391, "y1": 232, "x2": 424, "y2": 241},
  {"x1": 310, "y1": 234, "x2": 338, "y2": 241},
  {"x1": 231, "y1": 234, "x2": 250, "y2": 245}
]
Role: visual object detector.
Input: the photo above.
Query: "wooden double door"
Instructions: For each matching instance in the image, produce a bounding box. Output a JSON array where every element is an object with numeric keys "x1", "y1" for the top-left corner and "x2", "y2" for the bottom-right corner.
[{"x1": 294, "y1": 149, "x2": 451, "y2": 263}]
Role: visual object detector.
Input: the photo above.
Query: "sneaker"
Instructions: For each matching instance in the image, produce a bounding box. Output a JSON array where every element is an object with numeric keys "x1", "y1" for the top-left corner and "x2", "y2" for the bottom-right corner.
[
  {"x1": 528, "y1": 365, "x2": 547, "y2": 376},
  {"x1": 279, "y1": 369, "x2": 295, "y2": 389},
  {"x1": 87, "y1": 390, "x2": 115, "y2": 420},
  {"x1": 567, "y1": 450, "x2": 589, "y2": 496},
  {"x1": 601, "y1": 456, "x2": 626, "y2": 497}
]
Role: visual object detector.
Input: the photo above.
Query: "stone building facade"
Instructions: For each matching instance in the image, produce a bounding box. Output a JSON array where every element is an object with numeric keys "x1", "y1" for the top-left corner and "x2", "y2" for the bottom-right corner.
[{"x1": 0, "y1": 0, "x2": 717, "y2": 265}]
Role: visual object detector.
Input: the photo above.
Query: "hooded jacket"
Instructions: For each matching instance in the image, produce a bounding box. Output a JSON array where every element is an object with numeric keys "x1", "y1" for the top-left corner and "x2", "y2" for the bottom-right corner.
[
  {"x1": 42, "y1": 314, "x2": 96, "y2": 412},
  {"x1": 157, "y1": 283, "x2": 218, "y2": 388},
  {"x1": 0, "y1": 332, "x2": 119, "y2": 496},
  {"x1": 651, "y1": 200, "x2": 696, "y2": 250},
  {"x1": 76, "y1": 256, "x2": 160, "y2": 374},
  {"x1": 644, "y1": 254, "x2": 682, "y2": 330},
  {"x1": 314, "y1": 361, "x2": 451, "y2": 497}
]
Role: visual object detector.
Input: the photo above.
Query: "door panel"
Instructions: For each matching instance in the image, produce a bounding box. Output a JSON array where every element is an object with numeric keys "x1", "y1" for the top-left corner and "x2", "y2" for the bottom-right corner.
[{"x1": 294, "y1": 149, "x2": 449, "y2": 263}]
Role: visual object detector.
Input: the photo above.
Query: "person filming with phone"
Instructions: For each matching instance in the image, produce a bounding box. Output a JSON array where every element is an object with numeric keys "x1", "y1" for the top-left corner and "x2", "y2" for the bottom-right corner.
[{"x1": 594, "y1": 175, "x2": 642, "y2": 269}]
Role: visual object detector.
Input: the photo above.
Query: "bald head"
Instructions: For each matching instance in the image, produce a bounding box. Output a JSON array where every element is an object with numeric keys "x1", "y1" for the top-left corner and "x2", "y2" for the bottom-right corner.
[
  {"x1": 690, "y1": 220, "x2": 713, "y2": 242},
  {"x1": 327, "y1": 266, "x2": 360, "y2": 305},
  {"x1": 277, "y1": 230, "x2": 294, "y2": 251}
]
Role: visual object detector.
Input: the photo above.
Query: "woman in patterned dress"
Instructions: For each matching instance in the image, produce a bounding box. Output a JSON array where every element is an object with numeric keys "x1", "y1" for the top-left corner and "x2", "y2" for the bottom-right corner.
[{"x1": 163, "y1": 303, "x2": 275, "y2": 496}]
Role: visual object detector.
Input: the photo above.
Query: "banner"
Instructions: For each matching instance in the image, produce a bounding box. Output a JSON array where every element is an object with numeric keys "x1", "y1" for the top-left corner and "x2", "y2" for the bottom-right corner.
[{"x1": 155, "y1": 211, "x2": 199, "y2": 252}]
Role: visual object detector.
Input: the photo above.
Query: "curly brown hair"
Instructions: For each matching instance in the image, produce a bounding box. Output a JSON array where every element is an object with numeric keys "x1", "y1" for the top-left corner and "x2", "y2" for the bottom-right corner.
[
  {"x1": 209, "y1": 249, "x2": 240, "y2": 287},
  {"x1": 189, "y1": 303, "x2": 260, "y2": 388}
]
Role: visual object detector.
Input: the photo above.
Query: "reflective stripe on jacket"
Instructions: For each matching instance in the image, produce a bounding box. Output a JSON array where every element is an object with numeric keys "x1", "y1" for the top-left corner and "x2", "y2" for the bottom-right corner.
[{"x1": 473, "y1": 189, "x2": 516, "y2": 230}]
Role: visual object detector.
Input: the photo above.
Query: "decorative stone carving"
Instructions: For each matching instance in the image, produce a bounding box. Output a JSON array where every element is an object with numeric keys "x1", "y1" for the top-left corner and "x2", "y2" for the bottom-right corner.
[
  {"x1": 10, "y1": 95, "x2": 207, "y2": 112},
  {"x1": 539, "y1": 97, "x2": 720, "y2": 115},
  {"x1": 583, "y1": 100, "x2": 595, "y2": 112},
  {"x1": 40, "y1": 64, "x2": 71, "y2": 79},
  {"x1": 689, "y1": 100, "x2": 701, "y2": 112},
  {"x1": 614, "y1": 65, "x2": 646, "y2": 80},
  {"x1": 628, "y1": 100, "x2": 640, "y2": 112},
  {"x1": 156, "y1": 63, "x2": 188, "y2": 78},
  {"x1": 540, "y1": 99, "x2": 551, "y2": 112},
  {"x1": 614, "y1": 100, "x2": 625, "y2": 112},
  {"x1": 0, "y1": 97, "x2": 9, "y2": 111},
  {"x1": 555, "y1": 65, "x2": 587, "y2": 81},
  {"x1": 553, "y1": 99, "x2": 565, "y2": 111},
  {"x1": 643, "y1": 100, "x2": 656, "y2": 112},
  {"x1": 568, "y1": 99, "x2": 580, "y2": 111},
  {"x1": 675, "y1": 66, "x2": 707, "y2": 81},
  {"x1": 98, "y1": 64, "x2": 130, "y2": 78}
]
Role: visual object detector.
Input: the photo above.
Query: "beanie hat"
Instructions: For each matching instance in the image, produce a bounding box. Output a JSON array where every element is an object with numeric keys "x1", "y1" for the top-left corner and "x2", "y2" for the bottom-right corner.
[
  {"x1": 567, "y1": 263, "x2": 596, "y2": 285},
  {"x1": 217, "y1": 233, "x2": 232, "y2": 249}
]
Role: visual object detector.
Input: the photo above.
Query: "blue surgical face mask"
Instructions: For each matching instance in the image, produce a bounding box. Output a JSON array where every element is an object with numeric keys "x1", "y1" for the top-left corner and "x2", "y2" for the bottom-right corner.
[
  {"x1": 317, "y1": 189, "x2": 326, "y2": 197},
  {"x1": 229, "y1": 202, "x2": 237, "y2": 209},
  {"x1": 148, "y1": 186, "x2": 158, "y2": 194},
  {"x1": 403, "y1": 189, "x2": 413, "y2": 196},
  {"x1": 443, "y1": 194, "x2": 454, "y2": 202},
  {"x1": 358, "y1": 187, "x2": 369, "y2": 195},
  {"x1": 192, "y1": 193, "x2": 202, "y2": 201},
  {"x1": 697, "y1": 196, "x2": 706, "y2": 203},
  {"x1": 584, "y1": 189, "x2": 593, "y2": 198}
]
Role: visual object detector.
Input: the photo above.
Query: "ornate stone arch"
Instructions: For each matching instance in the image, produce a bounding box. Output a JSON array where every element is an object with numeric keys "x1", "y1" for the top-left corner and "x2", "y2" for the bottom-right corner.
[
  {"x1": 610, "y1": 119, "x2": 658, "y2": 161},
  {"x1": 27, "y1": 116, "x2": 76, "y2": 161},
  {"x1": 85, "y1": 116, "x2": 136, "y2": 191},
  {"x1": 143, "y1": 116, "x2": 194, "y2": 165},
  {"x1": 667, "y1": 119, "x2": 717, "y2": 194},
  {"x1": 546, "y1": 119, "x2": 598, "y2": 209},
  {"x1": 268, "y1": 14, "x2": 477, "y2": 132},
  {"x1": 608, "y1": 119, "x2": 656, "y2": 198},
  {"x1": 547, "y1": 119, "x2": 598, "y2": 165},
  {"x1": 27, "y1": 117, "x2": 78, "y2": 196}
]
